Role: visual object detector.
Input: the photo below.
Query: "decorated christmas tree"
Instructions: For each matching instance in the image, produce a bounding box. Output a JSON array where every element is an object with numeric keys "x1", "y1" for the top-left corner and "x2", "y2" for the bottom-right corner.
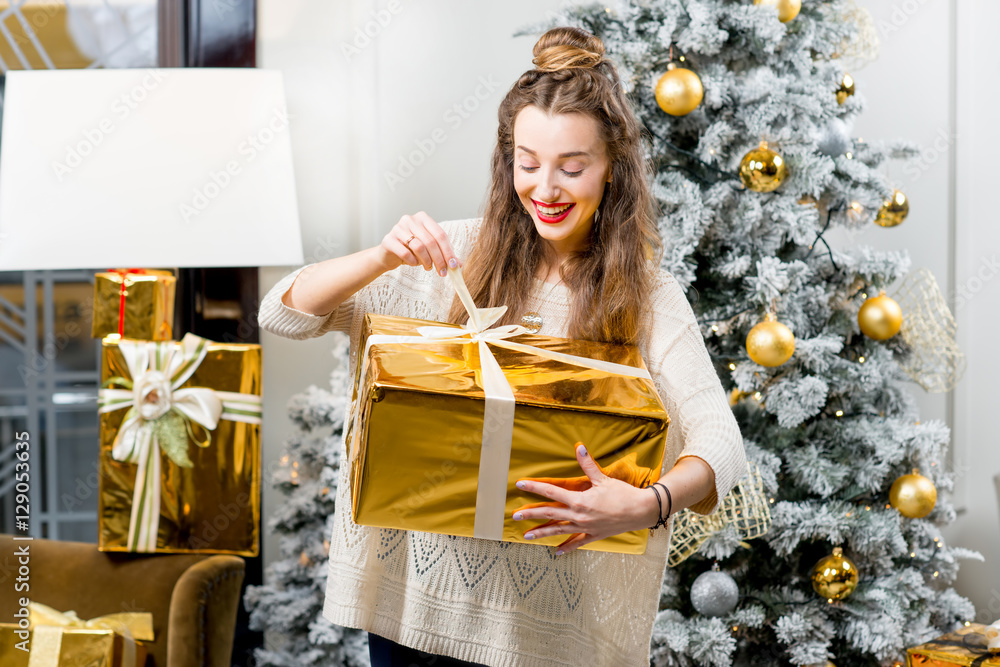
[
  {"x1": 247, "y1": 2, "x2": 979, "y2": 665},
  {"x1": 516, "y1": 1, "x2": 977, "y2": 665}
]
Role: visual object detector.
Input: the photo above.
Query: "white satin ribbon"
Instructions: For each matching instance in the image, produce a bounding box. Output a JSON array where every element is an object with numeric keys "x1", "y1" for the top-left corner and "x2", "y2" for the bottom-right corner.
[
  {"x1": 98, "y1": 333, "x2": 262, "y2": 552},
  {"x1": 351, "y1": 267, "x2": 651, "y2": 541}
]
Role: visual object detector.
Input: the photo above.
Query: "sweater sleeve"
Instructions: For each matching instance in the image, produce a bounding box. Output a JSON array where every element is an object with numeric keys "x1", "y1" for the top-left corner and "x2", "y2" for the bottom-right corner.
[
  {"x1": 647, "y1": 270, "x2": 747, "y2": 515},
  {"x1": 257, "y1": 265, "x2": 357, "y2": 340}
]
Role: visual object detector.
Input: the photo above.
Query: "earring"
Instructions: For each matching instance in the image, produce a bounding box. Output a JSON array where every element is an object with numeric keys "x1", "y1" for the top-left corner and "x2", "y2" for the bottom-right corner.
[{"x1": 593, "y1": 206, "x2": 600, "y2": 229}]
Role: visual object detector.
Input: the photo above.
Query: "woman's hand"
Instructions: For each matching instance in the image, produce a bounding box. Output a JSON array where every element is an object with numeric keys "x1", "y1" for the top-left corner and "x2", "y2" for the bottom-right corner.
[
  {"x1": 511, "y1": 443, "x2": 661, "y2": 555},
  {"x1": 280, "y1": 211, "x2": 461, "y2": 316},
  {"x1": 379, "y1": 211, "x2": 461, "y2": 276}
]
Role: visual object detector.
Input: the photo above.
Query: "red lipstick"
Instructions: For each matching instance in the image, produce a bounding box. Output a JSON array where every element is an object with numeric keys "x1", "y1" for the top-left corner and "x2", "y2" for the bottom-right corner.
[{"x1": 531, "y1": 199, "x2": 575, "y2": 224}]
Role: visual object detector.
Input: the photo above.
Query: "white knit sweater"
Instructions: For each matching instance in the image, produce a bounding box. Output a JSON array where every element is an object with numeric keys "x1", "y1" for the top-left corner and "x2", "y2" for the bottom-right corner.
[{"x1": 258, "y1": 218, "x2": 747, "y2": 667}]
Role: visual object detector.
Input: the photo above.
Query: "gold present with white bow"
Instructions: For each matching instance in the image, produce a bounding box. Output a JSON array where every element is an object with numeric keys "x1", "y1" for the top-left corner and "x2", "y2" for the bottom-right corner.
[
  {"x1": 0, "y1": 602, "x2": 153, "y2": 667},
  {"x1": 98, "y1": 333, "x2": 262, "y2": 555},
  {"x1": 346, "y1": 268, "x2": 669, "y2": 555}
]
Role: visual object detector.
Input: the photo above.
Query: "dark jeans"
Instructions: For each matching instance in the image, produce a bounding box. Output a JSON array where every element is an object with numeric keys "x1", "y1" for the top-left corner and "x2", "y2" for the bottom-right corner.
[{"x1": 368, "y1": 633, "x2": 487, "y2": 667}]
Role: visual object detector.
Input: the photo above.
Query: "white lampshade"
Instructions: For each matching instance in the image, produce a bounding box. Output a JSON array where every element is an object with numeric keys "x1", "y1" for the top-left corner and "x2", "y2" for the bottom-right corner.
[{"x1": 0, "y1": 68, "x2": 304, "y2": 270}]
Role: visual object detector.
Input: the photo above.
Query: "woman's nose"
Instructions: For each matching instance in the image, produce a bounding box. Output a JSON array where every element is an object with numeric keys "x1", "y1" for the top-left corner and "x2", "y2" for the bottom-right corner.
[{"x1": 536, "y1": 167, "x2": 560, "y2": 200}]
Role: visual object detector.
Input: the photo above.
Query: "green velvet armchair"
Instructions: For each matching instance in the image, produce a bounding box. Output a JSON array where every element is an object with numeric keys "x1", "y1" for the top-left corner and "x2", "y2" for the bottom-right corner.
[{"x1": 0, "y1": 534, "x2": 245, "y2": 666}]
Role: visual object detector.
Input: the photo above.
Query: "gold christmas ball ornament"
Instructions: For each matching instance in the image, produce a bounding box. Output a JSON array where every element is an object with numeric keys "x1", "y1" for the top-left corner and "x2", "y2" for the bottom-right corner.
[
  {"x1": 739, "y1": 141, "x2": 787, "y2": 193},
  {"x1": 889, "y1": 469, "x2": 937, "y2": 519},
  {"x1": 754, "y1": 0, "x2": 802, "y2": 23},
  {"x1": 858, "y1": 292, "x2": 903, "y2": 340},
  {"x1": 655, "y1": 63, "x2": 704, "y2": 116},
  {"x1": 836, "y1": 73, "x2": 856, "y2": 104},
  {"x1": 811, "y1": 547, "x2": 859, "y2": 601},
  {"x1": 746, "y1": 315, "x2": 795, "y2": 367},
  {"x1": 875, "y1": 189, "x2": 909, "y2": 227}
]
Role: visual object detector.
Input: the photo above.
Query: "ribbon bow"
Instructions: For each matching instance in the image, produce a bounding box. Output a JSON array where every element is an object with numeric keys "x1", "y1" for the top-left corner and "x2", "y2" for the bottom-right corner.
[
  {"x1": 27, "y1": 602, "x2": 154, "y2": 667},
  {"x1": 98, "y1": 333, "x2": 262, "y2": 551},
  {"x1": 351, "y1": 267, "x2": 654, "y2": 540}
]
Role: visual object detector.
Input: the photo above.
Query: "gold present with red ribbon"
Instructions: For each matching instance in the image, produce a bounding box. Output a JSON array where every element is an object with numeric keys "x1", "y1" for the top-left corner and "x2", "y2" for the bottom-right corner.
[
  {"x1": 907, "y1": 624, "x2": 1000, "y2": 666},
  {"x1": 346, "y1": 268, "x2": 669, "y2": 555},
  {"x1": 0, "y1": 602, "x2": 152, "y2": 667},
  {"x1": 92, "y1": 269, "x2": 176, "y2": 341},
  {"x1": 98, "y1": 333, "x2": 262, "y2": 555}
]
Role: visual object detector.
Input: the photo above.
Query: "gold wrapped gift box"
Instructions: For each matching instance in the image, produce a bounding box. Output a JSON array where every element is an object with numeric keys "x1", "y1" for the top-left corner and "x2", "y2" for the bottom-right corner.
[
  {"x1": 907, "y1": 624, "x2": 1000, "y2": 666},
  {"x1": 0, "y1": 603, "x2": 151, "y2": 667},
  {"x1": 348, "y1": 313, "x2": 669, "y2": 555},
  {"x1": 0, "y1": 628, "x2": 146, "y2": 667},
  {"x1": 98, "y1": 334, "x2": 262, "y2": 555},
  {"x1": 92, "y1": 269, "x2": 176, "y2": 341}
]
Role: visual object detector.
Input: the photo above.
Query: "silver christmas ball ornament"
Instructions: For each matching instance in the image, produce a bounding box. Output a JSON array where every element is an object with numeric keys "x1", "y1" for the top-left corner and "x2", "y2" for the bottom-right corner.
[
  {"x1": 815, "y1": 117, "x2": 852, "y2": 157},
  {"x1": 690, "y1": 569, "x2": 739, "y2": 617}
]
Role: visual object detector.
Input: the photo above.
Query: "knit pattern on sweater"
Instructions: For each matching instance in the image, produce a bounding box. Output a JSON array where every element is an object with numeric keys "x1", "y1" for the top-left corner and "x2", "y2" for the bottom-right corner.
[{"x1": 257, "y1": 218, "x2": 747, "y2": 667}]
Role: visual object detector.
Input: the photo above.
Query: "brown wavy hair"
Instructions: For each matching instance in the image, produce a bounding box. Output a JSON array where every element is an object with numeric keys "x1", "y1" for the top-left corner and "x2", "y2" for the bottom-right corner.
[{"x1": 448, "y1": 26, "x2": 662, "y2": 345}]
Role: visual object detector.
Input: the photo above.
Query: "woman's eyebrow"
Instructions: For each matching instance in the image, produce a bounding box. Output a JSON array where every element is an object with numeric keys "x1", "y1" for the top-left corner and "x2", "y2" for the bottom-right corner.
[{"x1": 516, "y1": 145, "x2": 590, "y2": 158}]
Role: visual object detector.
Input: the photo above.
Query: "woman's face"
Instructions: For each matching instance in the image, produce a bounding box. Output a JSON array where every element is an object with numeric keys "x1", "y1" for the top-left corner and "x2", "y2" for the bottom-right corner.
[{"x1": 512, "y1": 105, "x2": 612, "y2": 255}]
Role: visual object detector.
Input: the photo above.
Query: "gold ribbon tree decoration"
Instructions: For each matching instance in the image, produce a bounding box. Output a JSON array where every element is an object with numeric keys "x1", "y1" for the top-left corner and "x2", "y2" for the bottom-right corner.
[
  {"x1": 667, "y1": 462, "x2": 772, "y2": 567},
  {"x1": 893, "y1": 268, "x2": 967, "y2": 393}
]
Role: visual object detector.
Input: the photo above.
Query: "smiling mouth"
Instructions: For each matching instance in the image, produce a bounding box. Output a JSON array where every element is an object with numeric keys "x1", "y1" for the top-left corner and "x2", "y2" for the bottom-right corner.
[{"x1": 532, "y1": 199, "x2": 575, "y2": 223}]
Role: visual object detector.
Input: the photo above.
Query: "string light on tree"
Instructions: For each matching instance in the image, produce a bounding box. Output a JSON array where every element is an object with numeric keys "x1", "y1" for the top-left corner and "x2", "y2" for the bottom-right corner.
[
  {"x1": 754, "y1": 0, "x2": 801, "y2": 23},
  {"x1": 847, "y1": 200, "x2": 866, "y2": 224},
  {"x1": 655, "y1": 62, "x2": 704, "y2": 116},
  {"x1": 746, "y1": 313, "x2": 795, "y2": 367},
  {"x1": 889, "y1": 469, "x2": 937, "y2": 519},
  {"x1": 739, "y1": 141, "x2": 787, "y2": 193},
  {"x1": 729, "y1": 388, "x2": 746, "y2": 407},
  {"x1": 836, "y1": 73, "x2": 856, "y2": 104},
  {"x1": 811, "y1": 547, "x2": 859, "y2": 601},
  {"x1": 875, "y1": 189, "x2": 909, "y2": 227},
  {"x1": 858, "y1": 291, "x2": 903, "y2": 340}
]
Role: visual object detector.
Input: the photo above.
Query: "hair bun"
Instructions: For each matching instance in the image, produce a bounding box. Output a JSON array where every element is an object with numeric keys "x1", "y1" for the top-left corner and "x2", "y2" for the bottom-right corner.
[{"x1": 532, "y1": 26, "x2": 605, "y2": 72}]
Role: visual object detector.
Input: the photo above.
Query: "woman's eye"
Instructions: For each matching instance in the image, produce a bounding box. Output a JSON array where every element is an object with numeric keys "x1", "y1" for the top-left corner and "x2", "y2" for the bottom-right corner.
[{"x1": 517, "y1": 165, "x2": 583, "y2": 177}]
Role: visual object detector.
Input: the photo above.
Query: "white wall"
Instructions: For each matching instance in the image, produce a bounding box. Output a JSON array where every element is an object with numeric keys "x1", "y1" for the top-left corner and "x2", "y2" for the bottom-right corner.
[
  {"x1": 257, "y1": 0, "x2": 1000, "y2": 619},
  {"x1": 946, "y1": 0, "x2": 1000, "y2": 621}
]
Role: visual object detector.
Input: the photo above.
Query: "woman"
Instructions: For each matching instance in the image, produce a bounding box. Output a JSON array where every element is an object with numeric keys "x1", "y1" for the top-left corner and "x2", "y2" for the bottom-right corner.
[{"x1": 258, "y1": 26, "x2": 746, "y2": 667}]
